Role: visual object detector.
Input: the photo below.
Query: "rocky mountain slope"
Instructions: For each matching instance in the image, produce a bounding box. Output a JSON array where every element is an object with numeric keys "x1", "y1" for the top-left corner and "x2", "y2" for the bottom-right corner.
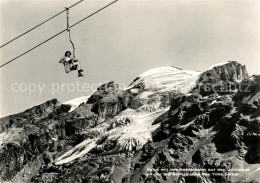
[{"x1": 0, "y1": 61, "x2": 259, "y2": 183}]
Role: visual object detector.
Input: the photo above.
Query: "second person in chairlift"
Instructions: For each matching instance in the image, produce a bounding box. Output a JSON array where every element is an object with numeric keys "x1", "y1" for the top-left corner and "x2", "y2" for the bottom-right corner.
[{"x1": 59, "y1": 51, "x2": 84, "y2": 77}]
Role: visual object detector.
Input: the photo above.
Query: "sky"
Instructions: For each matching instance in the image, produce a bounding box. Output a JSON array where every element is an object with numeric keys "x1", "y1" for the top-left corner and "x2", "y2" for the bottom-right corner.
[{"x1": 0, "y1": 0, "x2": 259, "y2": 117}]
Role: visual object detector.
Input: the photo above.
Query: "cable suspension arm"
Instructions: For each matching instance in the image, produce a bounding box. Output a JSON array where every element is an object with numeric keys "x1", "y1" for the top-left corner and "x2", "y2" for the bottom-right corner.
[
  {"x1": 65, "y1": 7, "x2": 76, "y2": 58},
  {"x1": 0, "y1": 0, "x2": 118, "y2": 69}
]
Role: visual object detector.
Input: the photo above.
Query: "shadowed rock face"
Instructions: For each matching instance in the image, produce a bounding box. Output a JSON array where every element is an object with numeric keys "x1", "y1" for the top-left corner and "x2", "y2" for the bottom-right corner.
[
  {"x1": 0, "y1": 61, "x2": 259, "y2": 183},
  {"x1": 0, "y1": 99, "x2": 63, "y2": 133},
  {"x1": 87, "y1": 81, "x2": 130, "y2": 119},
  {"x1": 0, "y1": 81, "x2": 131, "y2": 182},
  {"x1": 0, "y1": 99, "x2": 71, "y2": 181}
]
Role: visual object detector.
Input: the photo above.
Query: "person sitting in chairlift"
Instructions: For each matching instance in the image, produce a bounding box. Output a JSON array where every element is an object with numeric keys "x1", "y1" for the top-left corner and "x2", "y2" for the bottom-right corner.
[{"x1": 59, "y1": 51, "x2": 84, "y2": 77}]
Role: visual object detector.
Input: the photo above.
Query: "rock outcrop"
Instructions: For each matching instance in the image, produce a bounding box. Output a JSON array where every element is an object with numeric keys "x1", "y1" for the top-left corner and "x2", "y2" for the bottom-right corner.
[
  {"x1": 199, "y1": 61, "x2": 249, "y2": 83},
  {"x1": 87, "y1": 81, "x2": 130, "y2": 119},
  {"x1": 195, "y1": 61, "x2": 249, "y2": 95}
]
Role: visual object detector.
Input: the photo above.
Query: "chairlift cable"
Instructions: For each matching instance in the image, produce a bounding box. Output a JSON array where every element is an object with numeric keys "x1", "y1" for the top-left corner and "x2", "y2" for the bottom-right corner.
[
  {"x1": 0, "y1": 0, "x2": 84, "y2": 49},
  {"x1": 0, "y1": 0, "x2": 118, "y2": 69}
]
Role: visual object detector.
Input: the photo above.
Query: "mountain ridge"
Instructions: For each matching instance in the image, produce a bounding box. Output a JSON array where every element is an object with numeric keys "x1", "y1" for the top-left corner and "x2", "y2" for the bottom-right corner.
[{"x1": 0, "y1": 61, "x2": 259, "y2": 183}]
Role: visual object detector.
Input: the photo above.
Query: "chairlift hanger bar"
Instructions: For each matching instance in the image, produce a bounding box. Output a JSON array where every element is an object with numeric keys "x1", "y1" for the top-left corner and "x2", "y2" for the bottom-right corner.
[
  {"x1": 0, "y1": 0, "x2": 118, "y2": 69},
  {"x1": 65, "y1": 7, "x2": 76, "y2": 58}
]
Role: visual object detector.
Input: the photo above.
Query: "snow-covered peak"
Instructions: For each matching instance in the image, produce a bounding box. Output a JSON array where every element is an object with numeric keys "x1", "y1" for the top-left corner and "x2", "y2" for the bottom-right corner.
[
  {"x1": 128, "y1": 66, "x2": 201, "y2": 94},
  {"x1": 138, "y1": 66, "x2": 199, "y2": 78},
  {"x1": 138, "y1": 67, "x2": 180, "y2": 78}
]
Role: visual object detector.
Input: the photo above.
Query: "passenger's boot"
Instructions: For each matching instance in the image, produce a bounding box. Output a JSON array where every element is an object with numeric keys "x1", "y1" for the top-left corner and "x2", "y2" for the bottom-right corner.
[{"x1": 78, "y1": 70, "x2": 84, "y2": 77}]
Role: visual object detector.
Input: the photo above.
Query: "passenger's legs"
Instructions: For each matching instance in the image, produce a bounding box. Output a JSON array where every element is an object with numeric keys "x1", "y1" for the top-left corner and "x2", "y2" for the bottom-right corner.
[
  {"x1": 73, "y1": 60, "x2": 83, "y2": 71},
  {"x1": 73, "y1": 60, "x2": 84, "y2": 77}
]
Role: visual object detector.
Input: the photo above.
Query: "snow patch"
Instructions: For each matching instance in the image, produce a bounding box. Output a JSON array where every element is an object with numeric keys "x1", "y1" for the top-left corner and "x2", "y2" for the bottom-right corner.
[
  {"x1": 55, "y1": 138, "x2": 98, "y2": 165},
  {"x1": 0, "y1": 128, "x2": 24, "y2": 147},
  {"x1": 210, "y1": 100, "x2": 217, "y2": 105},
  {"x1": 63, "y1": 96, "x2": 89, "y2": 112}
]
